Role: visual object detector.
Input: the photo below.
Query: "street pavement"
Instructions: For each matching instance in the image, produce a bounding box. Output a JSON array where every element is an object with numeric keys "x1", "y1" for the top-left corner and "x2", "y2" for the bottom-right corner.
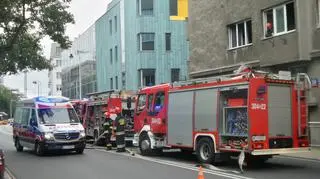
[{"x1": 0, "y1": 124, "x2": 319, "y2": 179}]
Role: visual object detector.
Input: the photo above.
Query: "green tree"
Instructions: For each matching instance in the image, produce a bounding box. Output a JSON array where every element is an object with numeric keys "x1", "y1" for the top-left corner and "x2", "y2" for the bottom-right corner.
[
  {"x1": 0, "y1": 85, "x2": 20, "y2": 118},
  {"x1": 0, "y1": 0, "x2": 74, "y2": 75}
]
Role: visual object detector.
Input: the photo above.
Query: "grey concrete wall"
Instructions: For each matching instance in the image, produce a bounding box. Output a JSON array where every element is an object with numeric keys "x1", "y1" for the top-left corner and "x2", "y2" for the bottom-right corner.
[{"x1": 188, "y1": 0, "x2": 312, "y2": 75}]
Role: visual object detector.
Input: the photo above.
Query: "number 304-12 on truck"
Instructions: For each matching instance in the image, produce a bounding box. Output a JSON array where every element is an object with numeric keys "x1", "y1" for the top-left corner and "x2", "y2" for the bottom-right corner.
[{"x1": 133, "y1": 70, "x2": 311, "y2": 164}]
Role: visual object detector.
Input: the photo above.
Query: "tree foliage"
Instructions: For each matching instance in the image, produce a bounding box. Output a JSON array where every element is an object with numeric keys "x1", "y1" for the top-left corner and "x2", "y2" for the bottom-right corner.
[
  {"x1": 0, "y1": 85, "x2": 21, "y2": 117},
  {"x1": 0, "y1": 0, "x2": 74, "y2": 76}
]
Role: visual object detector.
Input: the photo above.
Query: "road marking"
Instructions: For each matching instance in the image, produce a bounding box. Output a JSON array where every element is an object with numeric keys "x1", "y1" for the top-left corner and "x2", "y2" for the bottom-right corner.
[
  {"x1": 276, "y1": 156, "x2": 320, "y2": 163},
  {"x1": 95, "y1": 149, "x2": 254, "y2": 179}
]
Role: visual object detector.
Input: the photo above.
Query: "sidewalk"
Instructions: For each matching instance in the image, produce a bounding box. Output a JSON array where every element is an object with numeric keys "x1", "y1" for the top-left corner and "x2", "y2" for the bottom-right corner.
[{"x1": 281, "y1": 147, "x2": 320, "y2": 161}]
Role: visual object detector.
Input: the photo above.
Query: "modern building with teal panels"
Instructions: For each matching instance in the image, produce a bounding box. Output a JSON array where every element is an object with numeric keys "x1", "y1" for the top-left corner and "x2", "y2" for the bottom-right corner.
[{"x1": 95, "y1": 0, "x2": 189, "y2": 91}]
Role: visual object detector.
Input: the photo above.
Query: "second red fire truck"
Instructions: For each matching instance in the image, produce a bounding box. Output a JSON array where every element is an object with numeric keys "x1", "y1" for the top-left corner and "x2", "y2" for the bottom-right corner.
[{"x1": 133, "y1": 68, "x2": 311, "y2": 163}]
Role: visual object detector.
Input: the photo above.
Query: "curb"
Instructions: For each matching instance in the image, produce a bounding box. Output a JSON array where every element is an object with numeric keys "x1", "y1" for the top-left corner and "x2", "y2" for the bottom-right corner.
[{"x1": 5, "y1": 168, "x2": 15, "y2": 179}]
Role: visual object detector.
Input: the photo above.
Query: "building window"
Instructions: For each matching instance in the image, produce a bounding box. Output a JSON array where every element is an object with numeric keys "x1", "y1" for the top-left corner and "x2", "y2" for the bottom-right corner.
[
  {"x1": 228, "y1": 20, "x2": 252, "y2": 49},
  {"x1": 170, "y1": 0, "x2": 178, "y2": 16},
  {"x1": 137, "y1": 0, "x2": 153, "y2": 16},
  {"x1": 171, "y1": 69, "x2": 180, "y2": 82},
  {"x1": 139, "y1": 69, "x2": 155, "y2": 87},
  {"x1": 263, "y1": 2, "x2": 295, "y2": 38},
  {"x1": 114, "y1": 16, "x2": 117, "y2": 32},
  {"x1": 122, "y1": 72, "x2": 126, "y2": 89},
  {"x1": 115, "y1": 76, "x2": 118, "y2": 89},
  {"x1": 138, "y1": 33, "x2": 155, "y2": 51},
  {"x1": 110, "y1": 48, "x2": 113, "y2": 64},
  {"x1": 110, "y1": 78, "x2": 113, "y2": 89},
  {"x1": 165, "y1": 33, "x2": 171, "y2": 51},
  {"x1": 318, "y1": 0, "x2": 320, "y2": 25},
  {"x1": 109, "y1": 19, "x2": 112, "y2": 35},
  {"x1": 56, "y1": 60, "x2": 62, "y2": 67},
  {"x1": 115, "y1": 46, "x2": 118, "y2": 62},
  {"x1": 56, "y1": 72, "x2": 61, "y2": 79}
]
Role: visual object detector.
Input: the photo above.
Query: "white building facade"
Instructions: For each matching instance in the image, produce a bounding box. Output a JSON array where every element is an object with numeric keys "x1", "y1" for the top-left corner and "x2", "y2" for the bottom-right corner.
[
  {"x1": 48, "y1": 43, "x2": 62, "y2": 96},
  {"x1": 61, "y1": 24, "x2": 96, "y2": 99}
]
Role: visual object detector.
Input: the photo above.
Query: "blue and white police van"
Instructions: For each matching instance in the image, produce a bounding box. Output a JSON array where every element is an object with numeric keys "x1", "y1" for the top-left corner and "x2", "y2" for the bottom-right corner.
[{"x1": 13, "y1": 96, "x2": 86, "y2": 155}]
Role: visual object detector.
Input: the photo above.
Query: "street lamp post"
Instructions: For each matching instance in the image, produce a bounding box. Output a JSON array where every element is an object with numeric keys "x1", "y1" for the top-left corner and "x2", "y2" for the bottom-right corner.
[
  {"x1": 33, "y1": 81, "x2": 41, "y2": 96},
  {"x1": 69, "y1": 50, "x2": 89, "y2": 100}
]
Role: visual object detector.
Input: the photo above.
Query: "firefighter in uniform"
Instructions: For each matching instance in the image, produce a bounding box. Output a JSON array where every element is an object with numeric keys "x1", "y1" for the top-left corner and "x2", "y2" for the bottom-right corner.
[
  {"x1": 114, "y1": 107, "x2": 126, "y2": 152},
  {"x1": 103, "y1": 112, "x2": 113, "y2": 150}
]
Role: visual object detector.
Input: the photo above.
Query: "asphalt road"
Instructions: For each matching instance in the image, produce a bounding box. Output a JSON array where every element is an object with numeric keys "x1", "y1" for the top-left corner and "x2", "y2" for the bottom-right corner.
[{"x1": 0, "y1": 125, "x2": 319, "y2": 179}]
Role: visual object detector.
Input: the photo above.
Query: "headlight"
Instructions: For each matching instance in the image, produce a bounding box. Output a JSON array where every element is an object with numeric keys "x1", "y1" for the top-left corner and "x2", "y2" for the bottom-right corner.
[
  {"x1": 80, "y1": 132, "x2": 86, "y2": 138},
  {"x1": 44, "y1": 133, "x2": 54, "y2": 140}
]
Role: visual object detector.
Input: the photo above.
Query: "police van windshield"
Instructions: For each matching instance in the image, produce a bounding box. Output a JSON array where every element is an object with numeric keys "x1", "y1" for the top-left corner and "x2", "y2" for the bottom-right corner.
[{"x1": 37, "y1": 108, "x2": 79, "y2": 124}]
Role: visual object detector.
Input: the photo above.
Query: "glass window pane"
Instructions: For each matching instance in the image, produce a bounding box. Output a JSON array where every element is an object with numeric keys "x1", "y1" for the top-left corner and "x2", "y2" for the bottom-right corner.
[
  {"x1": 246, "y1": 21, "x2": 252, "y2": 43},
  {"x1": 141, "y1": 0, "x2": 153, "y2": 15},
  {"x1": 170, "y1": 0, "x2": 178, "y2": 16},
  {"x1": 229, "y1": 24, "x2": 237, "y2": 48},
  {"x1": 286, "y1": 2, "x2": 295, "y2": 31},
  {"x1": 276, "y1": 7, "x2": 285, "y2": 33},
  {"x1": 265, "y1": 9, "x2": 273, "y2": 37},
  {"x1": 238, "y1": 22, "x2": 245, "y2": 46}
]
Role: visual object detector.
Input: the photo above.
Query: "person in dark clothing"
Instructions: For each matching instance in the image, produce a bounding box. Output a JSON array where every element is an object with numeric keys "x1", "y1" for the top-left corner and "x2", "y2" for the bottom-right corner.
[
  {"x1": 114, "y1": 107, "x2": 126, "y2": 152},
  {"x1": 103, "y1": 112, "x2": 113, "y2": 150}
]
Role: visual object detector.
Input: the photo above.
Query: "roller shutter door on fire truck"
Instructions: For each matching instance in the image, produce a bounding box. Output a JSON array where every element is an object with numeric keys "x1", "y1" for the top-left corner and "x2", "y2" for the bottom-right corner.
[
  {"x1": 268, "y1": 85, "x2": 292, "y2": 137},
  {"x1": 168, "y1": 91, "x2": 194, "y2": 147}
]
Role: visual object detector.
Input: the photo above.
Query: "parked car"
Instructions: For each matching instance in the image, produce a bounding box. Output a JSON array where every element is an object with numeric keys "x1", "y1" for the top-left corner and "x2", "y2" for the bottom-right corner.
[{"x1": 0, "y1": 149, "x2": 4, "y2": 179}]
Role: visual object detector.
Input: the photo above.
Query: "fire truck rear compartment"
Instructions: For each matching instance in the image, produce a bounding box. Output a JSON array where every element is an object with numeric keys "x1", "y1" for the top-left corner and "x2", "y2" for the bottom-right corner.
[
  {"x1": 267, "y1": 85, "x2": 293, "y2": 148},
  {"x1": 219, "y1": 87, "x2": 249, "y2": 150}
]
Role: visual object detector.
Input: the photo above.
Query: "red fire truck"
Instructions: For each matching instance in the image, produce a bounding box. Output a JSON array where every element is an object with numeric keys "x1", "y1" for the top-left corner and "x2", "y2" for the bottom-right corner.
[
  {"x1": 83, "y1": 90, "x2": 136, "y2": 145},
  {"x1": 133, "y1": 69, "x2": 311, "y2": 163}
]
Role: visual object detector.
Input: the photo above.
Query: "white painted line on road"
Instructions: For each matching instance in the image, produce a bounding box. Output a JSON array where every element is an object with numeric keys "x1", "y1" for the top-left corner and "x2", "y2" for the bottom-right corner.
[
  {"x1": 5, "y1": 167, "x2": 16, "y2": 179},
  {"x1": 95, "y1": 149, "x2": 254, "y2": 179}
]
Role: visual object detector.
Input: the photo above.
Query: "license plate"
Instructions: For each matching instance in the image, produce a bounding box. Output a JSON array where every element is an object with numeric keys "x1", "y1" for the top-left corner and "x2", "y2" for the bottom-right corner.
[{"x1": 62, "y1": 145, "x2": 74, "y2": 149}]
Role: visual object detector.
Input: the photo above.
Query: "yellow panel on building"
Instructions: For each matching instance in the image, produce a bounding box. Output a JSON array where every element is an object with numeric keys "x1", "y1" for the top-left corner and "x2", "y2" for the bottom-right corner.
[{"x1": 170, "y1": 0, "x2": 188, "y2": 21}]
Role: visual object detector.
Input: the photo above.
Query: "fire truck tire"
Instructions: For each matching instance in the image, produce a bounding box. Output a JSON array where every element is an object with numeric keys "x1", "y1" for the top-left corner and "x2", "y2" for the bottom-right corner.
[
  {"x1": 196, "y1": 138, "x2": 215, "y2": 164},
  {"x1": 139, "y1": 133, "x2": 152, "y2": 156}
]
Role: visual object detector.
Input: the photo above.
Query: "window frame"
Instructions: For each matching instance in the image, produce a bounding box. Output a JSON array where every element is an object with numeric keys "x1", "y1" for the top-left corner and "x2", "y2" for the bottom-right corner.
[
  {"x1": 136, "y1": 94, "x2": 147, "y2": 112},
  {"x1": 165, "y1": 33, "x2": 171, "y2": 51},
  {"x1": 137, "y1": 0, "x2": 154, "y2": 16},
  {"x1": 110, "y1": 48, "x2": 113, "y2": 64},
  {"x1": 263, "y1": 1, "x2": 296, "y2": 38},
  {"x1": 228, "y1": 20, "x2": 253, "y2": 49},
  {"x1": 109, "y1": 19, "x2": 112, "y2": 35},
  {"x1": 115, "y1": 46, "x2": 118, "y2": 62},
  {"x1": 153, "y1": 91, "x2": 165, "y2": 112},
  {"x1": 114, "y1": 16, "x2": 117, "y2": 33},
  {"x1": 138, "y1": 33, "x2": 155, "y2": 51},
  {"x1": 147, "y1": 93, "x2": 154, "y2": 111}
]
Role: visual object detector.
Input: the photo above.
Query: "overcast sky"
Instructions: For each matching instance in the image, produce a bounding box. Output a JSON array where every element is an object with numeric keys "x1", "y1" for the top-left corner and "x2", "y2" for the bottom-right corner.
[{"x1": 3, "y1": 0, "x2": 111, "y2": 97}]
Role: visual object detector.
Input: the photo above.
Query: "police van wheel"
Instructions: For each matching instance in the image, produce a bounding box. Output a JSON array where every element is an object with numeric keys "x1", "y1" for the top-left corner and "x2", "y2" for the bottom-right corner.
[
  {"x1": 35, "y1": 142, "x2": 45, "y2": 156},
  {"x1": 15, "y1": 138, "x2": 23, "y2": 152},
  {"x1": 196, "y1": 138, "x2": 215, "y2": 164},
  {"x1": 139, "y1": 133, "x2": 151, "y2": 156}
]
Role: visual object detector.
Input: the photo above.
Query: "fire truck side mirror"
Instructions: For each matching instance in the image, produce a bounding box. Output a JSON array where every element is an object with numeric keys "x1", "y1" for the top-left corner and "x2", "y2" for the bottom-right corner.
[{"x1": 127, "y1": 97, "x2": 132, "y2": 109}]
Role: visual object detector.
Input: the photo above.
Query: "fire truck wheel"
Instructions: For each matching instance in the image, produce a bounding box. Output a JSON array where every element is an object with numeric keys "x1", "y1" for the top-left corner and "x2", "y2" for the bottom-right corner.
[
  {"x1": 139, "y1": 133, "x2": 152, "y2": 156},
  {"x1": 196, "y1": 138, "x2": 215, "y2": 164}
]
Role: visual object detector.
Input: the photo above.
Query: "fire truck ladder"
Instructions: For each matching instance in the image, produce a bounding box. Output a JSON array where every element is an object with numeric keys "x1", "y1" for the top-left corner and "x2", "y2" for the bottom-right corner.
[{"x1": 295, "y1": 73, "x2": 312, "y2": 137}]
